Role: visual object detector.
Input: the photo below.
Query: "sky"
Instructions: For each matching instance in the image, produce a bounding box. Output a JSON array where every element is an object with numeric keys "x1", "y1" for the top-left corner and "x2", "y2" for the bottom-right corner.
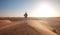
[{"x1": 0, "y1": 0, "x2": 60, "y2": 17}]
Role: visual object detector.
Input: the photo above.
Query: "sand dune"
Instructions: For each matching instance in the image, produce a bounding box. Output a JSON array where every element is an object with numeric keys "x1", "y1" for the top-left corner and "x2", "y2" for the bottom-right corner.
[
  {"x1": 28, "y1": 20, "x2": 58, "y2": 35},
  {"x1": 0, "y1": 18, "x2": 59, "y2": 35},
  {"x1": 0, "y1": 20, "x2": 11, "y2": 23}
]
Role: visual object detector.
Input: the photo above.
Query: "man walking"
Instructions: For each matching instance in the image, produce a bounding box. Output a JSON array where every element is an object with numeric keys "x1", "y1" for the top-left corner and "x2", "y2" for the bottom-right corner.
[{"x1": 24, "y1": 12, "x2": 28, "y2": 18}]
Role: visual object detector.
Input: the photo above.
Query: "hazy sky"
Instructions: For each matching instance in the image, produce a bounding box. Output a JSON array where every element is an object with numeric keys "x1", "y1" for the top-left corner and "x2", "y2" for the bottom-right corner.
[{"x1": 0, "y1": 0, "x2": 60, "y2": 17}]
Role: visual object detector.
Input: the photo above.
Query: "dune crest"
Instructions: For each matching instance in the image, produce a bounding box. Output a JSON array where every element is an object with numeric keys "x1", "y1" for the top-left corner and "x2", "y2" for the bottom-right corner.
[{"x1": 0, "y1": 20, "x2": 11, "y2": 23}]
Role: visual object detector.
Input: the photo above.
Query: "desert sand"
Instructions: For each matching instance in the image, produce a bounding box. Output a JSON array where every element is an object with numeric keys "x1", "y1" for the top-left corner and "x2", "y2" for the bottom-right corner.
[{"x1": 0, "y1": 17, "x2": 60, "y2": 35}]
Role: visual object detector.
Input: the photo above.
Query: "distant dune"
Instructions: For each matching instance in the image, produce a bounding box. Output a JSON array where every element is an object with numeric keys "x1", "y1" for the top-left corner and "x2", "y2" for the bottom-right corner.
[{"x1": 0, "y1": 20, "x2": 11, "y2": 23}]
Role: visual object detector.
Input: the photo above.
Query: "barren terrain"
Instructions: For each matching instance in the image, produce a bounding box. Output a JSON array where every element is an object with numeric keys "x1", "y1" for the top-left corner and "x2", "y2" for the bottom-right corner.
[{"x1": 0, "y1": 17, "x2": 60, "y2": 35}]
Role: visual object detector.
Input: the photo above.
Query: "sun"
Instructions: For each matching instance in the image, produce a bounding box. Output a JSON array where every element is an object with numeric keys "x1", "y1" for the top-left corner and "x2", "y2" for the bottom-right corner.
[{"x1": 30, "y1": 2, "x2": 55, "y2": 17}]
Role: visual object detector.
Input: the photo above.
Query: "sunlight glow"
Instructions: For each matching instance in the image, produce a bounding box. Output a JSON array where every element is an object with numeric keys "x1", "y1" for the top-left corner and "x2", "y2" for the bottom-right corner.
[{"x1": 30, "y1": 2, "x2": 56, "y2": 17}]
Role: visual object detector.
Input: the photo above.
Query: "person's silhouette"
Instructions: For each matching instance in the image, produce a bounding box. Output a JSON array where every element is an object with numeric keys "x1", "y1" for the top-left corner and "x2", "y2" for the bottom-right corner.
[{"x1": 24, "y1": 12, "x2": 28, "y2": 18}]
